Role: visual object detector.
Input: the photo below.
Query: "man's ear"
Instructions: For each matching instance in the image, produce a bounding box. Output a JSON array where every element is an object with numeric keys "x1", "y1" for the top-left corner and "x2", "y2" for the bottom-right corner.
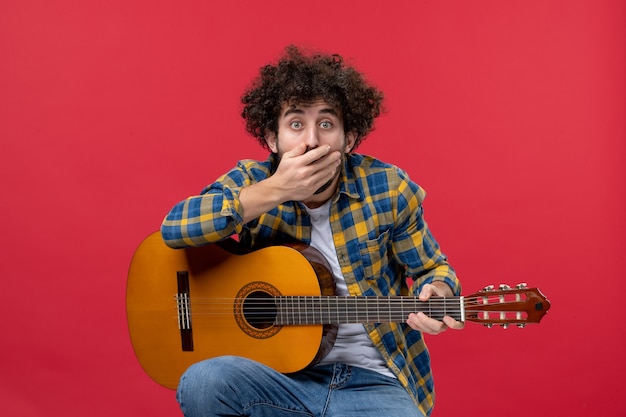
[
  {"x1": 344, "y1": 131, "x2": 357, "y2": 153},
  {"x1": 265, "y1": 131, "x2": 278, "y2": 153}
]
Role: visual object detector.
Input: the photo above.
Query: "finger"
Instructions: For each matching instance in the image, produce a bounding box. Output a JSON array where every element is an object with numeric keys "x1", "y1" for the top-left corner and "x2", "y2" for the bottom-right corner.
[
  {"x1": 302, "y1": 145, "x2": 332, "y2": 165},
  {"x1": 418, "y1": 284, "x2": 435, "y2": 301},
  {"x1": 421, "y1": 312, "x2": 447, "y2": 334},
  {"x1": 407, "y1": 312, "x2": 448, "y2": 335},
  {"x1": 442, "y1": 315, "x2": 465, "y2": 330},
  {"x1": 282, "y1": 142, "x2": 309, "y2": 158},
  {"x1": 315, "y1": 151, "x2": 342, "y2": 173}
]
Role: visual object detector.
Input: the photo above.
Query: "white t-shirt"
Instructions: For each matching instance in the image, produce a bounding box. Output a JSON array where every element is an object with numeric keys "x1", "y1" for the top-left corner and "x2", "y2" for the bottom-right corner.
[{"x1": 303, "y1": 200, "x2": 395, "y2": 378}]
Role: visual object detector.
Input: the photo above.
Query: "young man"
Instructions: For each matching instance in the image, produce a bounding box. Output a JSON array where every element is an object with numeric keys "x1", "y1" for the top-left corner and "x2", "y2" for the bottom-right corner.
[{"x1": 161, "y1": 45, "x2": 463, "y2": 417}]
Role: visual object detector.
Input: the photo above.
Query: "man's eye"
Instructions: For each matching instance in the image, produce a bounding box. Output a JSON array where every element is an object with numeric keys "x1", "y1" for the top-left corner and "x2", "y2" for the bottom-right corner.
[
  {"x1": 320, "y1": 121, "x2": 332, "y2": 129},
  {"x1": 290, "y1": 121, "x2": 302, "y2": 129}
]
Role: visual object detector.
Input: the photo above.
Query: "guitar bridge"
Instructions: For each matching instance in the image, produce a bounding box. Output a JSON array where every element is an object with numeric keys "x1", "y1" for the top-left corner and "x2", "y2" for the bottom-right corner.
[{"x1": 176, "y1": 271, "x2": 194, "y2": 351}]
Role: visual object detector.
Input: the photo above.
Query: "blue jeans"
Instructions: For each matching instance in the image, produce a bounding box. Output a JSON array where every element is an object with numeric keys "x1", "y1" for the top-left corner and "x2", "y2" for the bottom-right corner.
[{"x1": 177, "y1": 356, "x2": 425, "y2": 417}]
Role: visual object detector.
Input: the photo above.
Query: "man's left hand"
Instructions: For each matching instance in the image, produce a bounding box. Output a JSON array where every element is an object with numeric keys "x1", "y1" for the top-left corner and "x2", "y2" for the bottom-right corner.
[{"x1": 406, "y1": 282, "x2": 465, "y2": 335}]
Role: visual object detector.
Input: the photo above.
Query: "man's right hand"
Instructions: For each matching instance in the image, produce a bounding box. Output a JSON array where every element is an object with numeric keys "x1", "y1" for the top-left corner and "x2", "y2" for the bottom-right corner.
[
  {"x1": 238, "y1": 143, "x2": 341, "y2": 222},
  {"x1": 272, "y1": 143, "x2": 342, "y2": 202}
]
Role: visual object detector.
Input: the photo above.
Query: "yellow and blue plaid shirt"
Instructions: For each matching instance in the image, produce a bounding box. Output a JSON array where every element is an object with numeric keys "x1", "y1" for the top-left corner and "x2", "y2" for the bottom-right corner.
[{"x1": 161, "y1": 153, "x2": 461, "y2": 416}]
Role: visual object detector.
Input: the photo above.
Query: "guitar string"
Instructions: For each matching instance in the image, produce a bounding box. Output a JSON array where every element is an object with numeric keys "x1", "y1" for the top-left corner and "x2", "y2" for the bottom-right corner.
[
  {"x1": 173, "y1": 297, "x2": 523, "y2": 318},
  {"x1": 178, "y1": 298, "x2": 464, "y2": 308},
  {"x1": 176, "y1": 297, "x2": 508, "y2": 308},
  {"x1": 172, "y1": 296, "x2": 528, "y2": 323},
  {"x1": 179, "y1": 296, "x2": 493, "y2": 301},
  {"x1": 170, "y1": 312, "x2": 523, "y2": 325},
  {"x1": 169, "y1": 311, "x2": 521, "y2": 323}
]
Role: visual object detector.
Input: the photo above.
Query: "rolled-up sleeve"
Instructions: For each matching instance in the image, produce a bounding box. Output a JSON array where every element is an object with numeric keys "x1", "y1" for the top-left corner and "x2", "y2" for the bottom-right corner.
[
  {"x1": 160, "y1": 184, "x2": 244, "y2": 248},
  {"x1": 160, "y1": 159, "x2": 270, "y2": 248}
]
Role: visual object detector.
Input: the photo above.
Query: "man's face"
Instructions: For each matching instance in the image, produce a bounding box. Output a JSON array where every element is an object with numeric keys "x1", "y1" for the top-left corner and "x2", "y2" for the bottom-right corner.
[{"x1": 265, "y1": 100, "x2": 356, "y2": 195}]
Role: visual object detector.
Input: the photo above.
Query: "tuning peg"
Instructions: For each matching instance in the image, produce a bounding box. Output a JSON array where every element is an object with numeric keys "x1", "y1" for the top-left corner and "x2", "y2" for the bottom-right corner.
[
  {"x1": 483, "y1": 285, "x2": 495, "y2": 292},
  {"x1": 501, "y1": 323, "x2": 509, "y2": 329},
  {"x1": 517, "y1": 323, "x2": 526, "y2": 329},
  {"x1": 516, "y1": 283, "x2": 528, "y2": 289},
  {"x1": 499, "y1": 284, "x2": 511, "y2": 290},
  {"x1": 484, "y1": 323, "x2": 493, "y2": 328}
]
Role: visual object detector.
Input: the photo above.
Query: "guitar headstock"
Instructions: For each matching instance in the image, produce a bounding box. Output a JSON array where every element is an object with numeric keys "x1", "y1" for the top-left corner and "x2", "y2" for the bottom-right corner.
[{"x1": 464, "y1": 284, "x2": 551, "y2": 328}]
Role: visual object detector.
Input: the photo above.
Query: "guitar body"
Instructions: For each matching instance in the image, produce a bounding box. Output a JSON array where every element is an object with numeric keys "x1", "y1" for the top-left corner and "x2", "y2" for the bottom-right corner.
[{"x1": 126, "y1": 232, "x2": 336, "y2": 389}]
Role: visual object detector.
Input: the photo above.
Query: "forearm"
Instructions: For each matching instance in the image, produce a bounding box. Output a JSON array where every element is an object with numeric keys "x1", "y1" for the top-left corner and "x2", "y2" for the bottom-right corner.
[{"x1": 238, "y1": 176, "x2": 288, "y2": 223}]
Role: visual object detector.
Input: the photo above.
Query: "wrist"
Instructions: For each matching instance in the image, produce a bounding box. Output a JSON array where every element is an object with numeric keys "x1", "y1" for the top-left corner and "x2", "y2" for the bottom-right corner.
[{"x1": 239, "y1": 179, "x2": 286, "y2": 223}]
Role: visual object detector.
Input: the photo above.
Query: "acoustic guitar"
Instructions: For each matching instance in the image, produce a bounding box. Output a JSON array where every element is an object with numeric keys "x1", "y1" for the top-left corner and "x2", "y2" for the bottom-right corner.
[{"x1": 126, "y1": 232, "x2": 550, "y2": 389}]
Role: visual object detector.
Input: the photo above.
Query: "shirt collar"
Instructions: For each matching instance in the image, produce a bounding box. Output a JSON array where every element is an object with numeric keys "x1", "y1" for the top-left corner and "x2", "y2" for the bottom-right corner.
[{"x1": 337, "y1": 153, "x2": 361, "y2": 201}]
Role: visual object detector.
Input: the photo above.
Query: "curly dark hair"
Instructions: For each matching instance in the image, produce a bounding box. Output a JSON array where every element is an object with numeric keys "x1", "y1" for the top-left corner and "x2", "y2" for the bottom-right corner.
[{"x1": 241, "y1": 45, "x2": 384, "y2": 151}]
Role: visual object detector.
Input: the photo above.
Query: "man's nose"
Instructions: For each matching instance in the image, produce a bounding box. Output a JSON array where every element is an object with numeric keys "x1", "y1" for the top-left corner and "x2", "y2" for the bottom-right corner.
[{"x1": 303, "y1": 126, "x2": 319, "y2": 148}]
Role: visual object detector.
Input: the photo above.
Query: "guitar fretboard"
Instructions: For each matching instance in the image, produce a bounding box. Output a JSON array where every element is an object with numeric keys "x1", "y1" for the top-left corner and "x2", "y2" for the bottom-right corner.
[{"x1": 270, "y1": 296, "x2": 464, "y2": 325}]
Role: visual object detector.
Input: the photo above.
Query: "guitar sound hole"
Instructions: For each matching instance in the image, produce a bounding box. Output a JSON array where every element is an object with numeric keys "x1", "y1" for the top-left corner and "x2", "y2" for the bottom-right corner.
[{"x1": 243, "y1": 291, "x2": 277, "y2": 330}]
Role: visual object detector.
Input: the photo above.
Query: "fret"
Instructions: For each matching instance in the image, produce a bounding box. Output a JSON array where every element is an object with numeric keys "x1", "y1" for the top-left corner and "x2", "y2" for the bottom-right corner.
[
  {"x1": 289, "y1": 296, "x2": 296, "y2": 325},
  {"x1": 299, "y1": 296, "x2": 305, "y2": 325},
  {"x1": 275, "y1": 296, "x2": 282, "y2": 325},
  {"x1": 298, "y1": 296, "x2": 304, "y2": 325},
  {"x1": 309, "y1": 296, "x2": 316, "y2": 325},
  {"x1": 326, "y1": 296, "x2": 331, "y2": 324},
  {"x1": 311, "y1": 296, "x2": 316, "y2": 324},
  {"x1": 345, "y1": 297, "x2": 351, "y2": 323}
]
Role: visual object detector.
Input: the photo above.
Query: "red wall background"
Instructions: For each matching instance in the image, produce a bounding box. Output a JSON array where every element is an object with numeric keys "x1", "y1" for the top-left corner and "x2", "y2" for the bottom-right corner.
[{"x1": 1, "y1": 1, "x2": 624, "y2": 416}]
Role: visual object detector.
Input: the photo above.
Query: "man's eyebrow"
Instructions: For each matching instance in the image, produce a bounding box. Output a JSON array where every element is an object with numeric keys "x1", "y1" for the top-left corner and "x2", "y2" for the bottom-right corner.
[
  {"x1": 319, "y1": 108, "x2": 339, "y2": 117},
  {"x1": 282, "y1": 107, "x2": 339, "y2": 117},
  {"x1": 283, "y1": 107, "x2": 305, "y2": 117}
]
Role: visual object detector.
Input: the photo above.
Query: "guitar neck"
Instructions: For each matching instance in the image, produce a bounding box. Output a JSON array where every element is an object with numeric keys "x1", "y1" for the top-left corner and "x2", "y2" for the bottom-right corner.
[{"x1": 273, "y1": 296, "x2": 463, "y2": 325}]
